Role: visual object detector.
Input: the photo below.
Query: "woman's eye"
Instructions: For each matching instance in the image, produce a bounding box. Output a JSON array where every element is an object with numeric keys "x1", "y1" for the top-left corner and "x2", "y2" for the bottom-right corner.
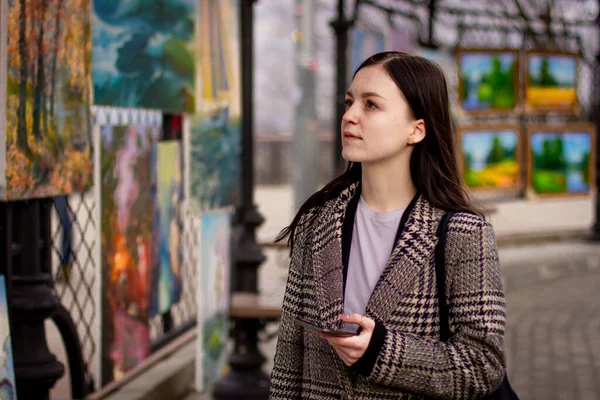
[
  {"x1": 366, "y1": 100, "x2": 377, "y2": 110},
  {"x1": 344, "y1": 99, "x2": 352, "y2": 109}
]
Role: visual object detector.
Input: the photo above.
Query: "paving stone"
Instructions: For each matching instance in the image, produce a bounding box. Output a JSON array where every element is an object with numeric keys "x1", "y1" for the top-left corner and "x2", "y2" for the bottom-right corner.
[{"x1": 506, "y1": 272, "x2": 600, "y2": 399}]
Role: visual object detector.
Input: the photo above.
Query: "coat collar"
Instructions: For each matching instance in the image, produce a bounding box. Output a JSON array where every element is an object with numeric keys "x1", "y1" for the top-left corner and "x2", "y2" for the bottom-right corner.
[{"x1": 309, "y1": 182, "x2": 445, "y2": 330}]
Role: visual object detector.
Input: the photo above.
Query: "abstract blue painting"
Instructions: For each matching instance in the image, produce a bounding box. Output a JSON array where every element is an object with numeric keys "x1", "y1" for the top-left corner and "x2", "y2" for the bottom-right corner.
[{"x1": 92, "y1": 0, "x2": 196, "y2": 112}]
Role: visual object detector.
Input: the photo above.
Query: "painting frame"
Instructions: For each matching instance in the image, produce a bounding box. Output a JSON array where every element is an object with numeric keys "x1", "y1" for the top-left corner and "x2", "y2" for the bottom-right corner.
[
  {"x1": 457, "y1": 123, "x2": 523, "y2": 195},
  {"x1": 526, "y1": 123, "x2": 596, "y2": 200},
  {"x1": 524, "y1": 49, "x2": 580, "y2": 115},
  {"x1": 455, "y1": 48, "x2": 520, "y2": 116}
]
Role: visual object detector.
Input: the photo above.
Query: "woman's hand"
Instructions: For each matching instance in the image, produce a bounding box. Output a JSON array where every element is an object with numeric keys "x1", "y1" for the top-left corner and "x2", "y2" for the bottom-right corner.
[{"x1": 317, "y1": 313, "x2": 376, "y2": 366}]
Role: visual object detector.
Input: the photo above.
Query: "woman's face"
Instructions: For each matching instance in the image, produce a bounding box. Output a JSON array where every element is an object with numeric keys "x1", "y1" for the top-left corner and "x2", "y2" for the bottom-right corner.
[{"x1": 341, "y1": 64, "x2": 424, "y2": 165}]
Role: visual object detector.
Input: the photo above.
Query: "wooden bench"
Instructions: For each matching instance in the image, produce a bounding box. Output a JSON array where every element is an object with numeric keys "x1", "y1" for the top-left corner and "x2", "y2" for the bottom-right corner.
[{"x1": 230, "y1": 292, "x2": 282, "y2": 319}]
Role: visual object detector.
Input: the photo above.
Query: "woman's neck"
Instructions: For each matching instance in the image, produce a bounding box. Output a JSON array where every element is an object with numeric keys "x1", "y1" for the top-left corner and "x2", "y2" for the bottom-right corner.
[{"x1": 360, "y1": 157, "x2": 416, "y2": 213}]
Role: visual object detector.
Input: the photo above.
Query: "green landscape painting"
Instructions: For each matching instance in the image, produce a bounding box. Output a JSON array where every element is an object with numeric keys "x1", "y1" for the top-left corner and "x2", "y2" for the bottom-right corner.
[
  {"x1": 530, "y1": 129, "x2": 592, "y2": 195},
  {"x1": 526, "y1": 53, "x2": 578, "y2": 111},
  {"x1": 461, "y1": 128, "x2": 519, "y2": 189},
  {"x1": 459, "y1": 51, "x2": 518, "y2": 112}
]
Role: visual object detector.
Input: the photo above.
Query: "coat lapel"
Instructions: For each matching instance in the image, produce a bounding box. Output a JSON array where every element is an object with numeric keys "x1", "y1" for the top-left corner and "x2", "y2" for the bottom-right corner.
[
  {"x1": 309, "y1": 182, "x2": 359, "y2": 331},
  {"x1": 365, "y1": 195, "x2": 445, "y2": 324}
]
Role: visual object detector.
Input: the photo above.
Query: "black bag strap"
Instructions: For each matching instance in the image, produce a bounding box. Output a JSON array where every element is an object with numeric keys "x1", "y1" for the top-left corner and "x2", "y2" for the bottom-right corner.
[{"x1": 435, "y1": 211, "x2": 456, "y2": 343}]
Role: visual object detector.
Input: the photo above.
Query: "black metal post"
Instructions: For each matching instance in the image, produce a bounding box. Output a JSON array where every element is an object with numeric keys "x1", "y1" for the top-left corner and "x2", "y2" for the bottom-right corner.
[
  {"x1": 213, "y1": 0, "x2": 270, "y2": 398},
  {"x1": 330, "y1": 0, "x2": 353, "y2": 176},
  {"x1": 0, "y1": 199, "x2": 65, "y2": 400},
  {"x1": 422, "y1": 0, "x2": 439, "y2": 49},
  {"x1": 589, "y1": 3, "x2": 600, "y2": 241},
  {"x1": 51, "y1": 304, "x2": 94, "y2": 399}
]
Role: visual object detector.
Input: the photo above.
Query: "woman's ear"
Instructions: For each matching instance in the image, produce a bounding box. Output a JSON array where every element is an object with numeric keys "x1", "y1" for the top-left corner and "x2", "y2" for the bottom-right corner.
[{"x1": 408, "y1": 119, "x2": 426, "y2": 145}]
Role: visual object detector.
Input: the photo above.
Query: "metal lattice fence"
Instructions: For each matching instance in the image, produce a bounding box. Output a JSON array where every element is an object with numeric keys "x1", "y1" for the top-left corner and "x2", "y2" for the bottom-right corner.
[
  {"x1": 49, "y1": 156, "x2": 198, "y2": 393},
  {"x1": 51, "y1": 192, "x2": 100, "y2": 387}
]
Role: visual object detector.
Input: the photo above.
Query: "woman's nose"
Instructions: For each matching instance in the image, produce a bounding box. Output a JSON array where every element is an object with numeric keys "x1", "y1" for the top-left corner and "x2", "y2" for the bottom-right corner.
[{"x1": 342, "y1": 106, "x2": 358, "y2": 124}]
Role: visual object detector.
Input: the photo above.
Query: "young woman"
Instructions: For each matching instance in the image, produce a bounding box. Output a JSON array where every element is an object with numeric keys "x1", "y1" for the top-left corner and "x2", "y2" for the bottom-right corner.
[{"x1": 269, "y1": 52, "x2": 506, "y2": 400}]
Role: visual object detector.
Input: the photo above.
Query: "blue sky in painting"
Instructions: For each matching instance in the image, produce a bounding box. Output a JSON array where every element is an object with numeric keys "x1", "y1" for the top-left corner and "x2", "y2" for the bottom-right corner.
[
  {"x1": 528, "y1": 55, "x2": 576, "y2": 86},
  {"x1": 531, "y1": 131, "x2": 591, "y2": 164},
  {"x1": 463, "y1": 130, "x2": 518, "y2": 156},
  {"x1": 462, "y1": 130, "x2": 518, "y2": 171},
  {"x1": 460, "y1": 53, "x2": 516, "y2": 82}
]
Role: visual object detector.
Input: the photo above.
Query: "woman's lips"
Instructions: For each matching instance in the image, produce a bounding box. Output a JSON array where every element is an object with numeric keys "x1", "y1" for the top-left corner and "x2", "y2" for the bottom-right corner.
[{"x1": 343, "y1": 132, "x2": 362, "y2": 140}]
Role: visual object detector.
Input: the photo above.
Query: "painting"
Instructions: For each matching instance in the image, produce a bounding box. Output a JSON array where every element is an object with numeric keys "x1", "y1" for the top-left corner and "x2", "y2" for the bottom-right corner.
[
  {"x1": 528, "y1": 124, "x2": 595, "y2": 197},
  {"x1": 415, "y1": 47, "x2": 455, "y2": 81},
  {"x1": 0, "y1": 276, "x2": 17, "y2": 400},
  {"x1": 99, "y1": 112, "x2": 161, "y2": 384},
  {"x1": 414, "y1": 47, "x2": 457, "y2": 114},
  {"x1": 149, "y1": 141, "x2": 183, "y2": 317},
  {"x1": 350, "y1": 22, "x2": 414, "y2": 77},
  {"x1": 350, "y1": 23, "x2": 385, "y2": 74},
  {"x1": 525, "y1": 51, "x2": 578, "y2": 113},
  {"x1": 188, "y1": 0, "x2": 241, "y2": 212},
  {"x1": 385, "y1": 27, "x2": 413, "y2": 54},
  {"x1": 1, "y1": 0, "x2": 92, "y2": 200},
  {"x1": 195, "y1": 209, "x2": 232, "y2": 392},
  {"x1": 458, "y1": 125, "x2": 520, "y2": 192},
  {"x1": 457, "y1": 49, "x2": 519, "y2": 114},
  {"x1": 92, "y1": 0, "x2": 196, "y2": 113}
]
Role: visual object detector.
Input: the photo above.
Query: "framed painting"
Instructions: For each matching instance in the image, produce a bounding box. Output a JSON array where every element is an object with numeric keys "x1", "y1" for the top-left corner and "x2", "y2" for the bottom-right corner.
[
  {"x1": 92, "y1": 0, "x2": 196, "y2": 113},
  {"x1": 456, "y1": 48, "x2": 520, "y2": 115},
  {"x1": 457, "y1": 124, "x2": 521, "y2": 194},
  {"x1": 1, "y1": 0, "x2": 92, "y2": 200},
  {"x1": 0, "y1": 275, "x2": 16, "y2": 400},
  {"x1": 149, "y1": 140, "x2": 184, "y2": 317},
  {"x1": 525, "y1": 50, "x2": 579, "y2": 114},
  {"x1": 527, "y1": 124, "x2": 595, "y2": 198},
  {"x1": 195, "y1": 209, "x2": 233, "y2": 392},
  {"x1": 96, "y1": 106, "x2": 162, "y2": 385},
  {"x1": 349, "y1": 22, "x2": 385, "y2": 75},
  {"x1": 187, "y1": 0, "x2": 241, "y2": 212}
]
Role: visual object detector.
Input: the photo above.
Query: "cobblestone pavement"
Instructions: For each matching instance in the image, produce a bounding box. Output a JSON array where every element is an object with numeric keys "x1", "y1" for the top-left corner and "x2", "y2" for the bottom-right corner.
[
  {"x1": 505, "y1": 270, "x2": 600, "y2": 400},
  {"x1": 487, "y1": 241, "x2": 600, "y2": 400}
]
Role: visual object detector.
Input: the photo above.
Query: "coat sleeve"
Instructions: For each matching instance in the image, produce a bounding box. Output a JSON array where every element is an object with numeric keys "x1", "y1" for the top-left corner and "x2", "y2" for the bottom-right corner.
[
  {"x1": 268, "y1": 222, "x2": 309, "y2": 399},
  {"x1": 363, "y1": 213, "x2": 506, "y2": 399}
]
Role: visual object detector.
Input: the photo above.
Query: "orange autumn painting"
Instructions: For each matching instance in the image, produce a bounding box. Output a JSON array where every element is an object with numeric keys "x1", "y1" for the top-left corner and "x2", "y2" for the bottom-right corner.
[{"x1": 2, "y1": 0, "x2": 92, "y2": 200}]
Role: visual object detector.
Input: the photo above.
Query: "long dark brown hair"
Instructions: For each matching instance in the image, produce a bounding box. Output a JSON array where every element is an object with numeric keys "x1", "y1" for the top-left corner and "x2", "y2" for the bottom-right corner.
[{"x1": 277, "y1": 51, "x2": 480, "y2": 249}]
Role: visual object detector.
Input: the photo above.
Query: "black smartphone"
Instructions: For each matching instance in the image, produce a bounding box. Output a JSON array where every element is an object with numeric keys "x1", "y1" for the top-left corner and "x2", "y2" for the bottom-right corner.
[{"x1": 294, "y1": 316, "x2": 358, "y2": 337}]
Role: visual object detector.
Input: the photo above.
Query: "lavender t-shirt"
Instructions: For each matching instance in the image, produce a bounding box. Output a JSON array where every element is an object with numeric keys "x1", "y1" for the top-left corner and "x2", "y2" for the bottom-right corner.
[{"x1": 343, "y1": 196, "x2": 405, "y2": 317}]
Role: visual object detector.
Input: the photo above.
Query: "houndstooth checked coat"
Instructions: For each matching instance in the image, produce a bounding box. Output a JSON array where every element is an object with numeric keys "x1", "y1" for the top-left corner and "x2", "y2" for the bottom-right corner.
[{"x1": 269, "y1": 183, "x2": 506, "y2": 400}]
